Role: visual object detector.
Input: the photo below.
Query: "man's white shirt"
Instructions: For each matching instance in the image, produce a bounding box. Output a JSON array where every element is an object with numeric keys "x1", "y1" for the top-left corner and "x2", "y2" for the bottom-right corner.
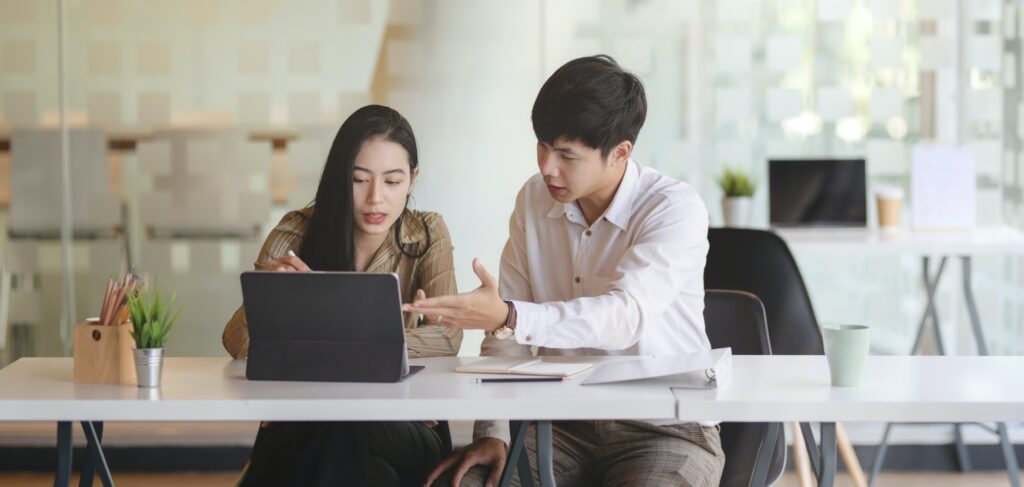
[{"x1": 473, "y1": 159, "x2": 712, "y2": 444}]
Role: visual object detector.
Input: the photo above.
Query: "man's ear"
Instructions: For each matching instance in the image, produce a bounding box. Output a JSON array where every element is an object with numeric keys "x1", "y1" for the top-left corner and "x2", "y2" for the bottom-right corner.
[{"x1": 610, "y1": 140, "x2": 632, "y2": 166}]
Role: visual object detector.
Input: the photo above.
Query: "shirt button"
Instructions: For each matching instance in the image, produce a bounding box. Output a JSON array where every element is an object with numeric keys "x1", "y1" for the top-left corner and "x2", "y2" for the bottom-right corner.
[
  {"x1": 585, "y1": 230, "x2": 592, "y2": 236},
  {"x1": 574, "y1": 276, "x2": 581, "y2": 283},
  {"x1": 525, "y1": 335, "x2": 533, "y2": 342}
]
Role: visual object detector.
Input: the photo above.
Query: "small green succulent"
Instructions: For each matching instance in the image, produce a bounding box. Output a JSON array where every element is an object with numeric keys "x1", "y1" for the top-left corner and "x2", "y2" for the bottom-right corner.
[
  {"x1": 126, "y1": 285, "x2": 180, "y2": 349},
  {"x1": 717, "y1": 167, "x2": 757, "y2": 198}
]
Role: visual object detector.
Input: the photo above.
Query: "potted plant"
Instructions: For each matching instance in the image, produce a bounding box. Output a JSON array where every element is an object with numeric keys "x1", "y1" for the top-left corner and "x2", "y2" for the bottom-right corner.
[
  {"x1": 717, "y1": 167, "x2": 757, "y2": 227},
  {"x1": 126, "y1": 285, "x2": 180, "y2": 388}
]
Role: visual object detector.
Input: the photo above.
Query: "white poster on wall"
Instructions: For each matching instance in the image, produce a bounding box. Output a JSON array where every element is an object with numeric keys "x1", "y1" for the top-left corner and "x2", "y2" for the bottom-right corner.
[{"x1": 911, "y1": 145, "x2": 976, "y2": 230}]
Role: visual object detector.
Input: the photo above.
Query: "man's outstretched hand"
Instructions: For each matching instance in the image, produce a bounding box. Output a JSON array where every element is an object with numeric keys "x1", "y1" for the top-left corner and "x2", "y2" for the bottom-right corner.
[{"x1": 403, "y1": 258, "x2": 508, "y2": 332}]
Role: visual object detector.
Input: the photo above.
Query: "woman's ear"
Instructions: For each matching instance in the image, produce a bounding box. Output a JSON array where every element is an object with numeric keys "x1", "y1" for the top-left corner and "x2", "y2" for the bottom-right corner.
[{"x1": 409, "y1": 167, "x2": 420, "y2": 192}]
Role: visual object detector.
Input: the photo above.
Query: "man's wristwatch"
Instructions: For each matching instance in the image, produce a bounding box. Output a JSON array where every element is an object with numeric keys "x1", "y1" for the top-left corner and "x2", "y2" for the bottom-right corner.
[{"x1": 490, "y1": 300, "x2": 516, "y2": 340}]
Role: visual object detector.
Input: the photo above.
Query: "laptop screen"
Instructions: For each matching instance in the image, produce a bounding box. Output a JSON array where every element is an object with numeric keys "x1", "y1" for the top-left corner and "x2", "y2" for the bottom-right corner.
[{"x1": 769, "y1": 159, "x2": 867, "y2": 227}]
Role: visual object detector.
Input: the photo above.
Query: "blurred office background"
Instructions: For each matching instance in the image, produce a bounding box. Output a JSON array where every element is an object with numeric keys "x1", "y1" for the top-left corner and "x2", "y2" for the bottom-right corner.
[{"x1": 0, "y1": 0, "x2": 1022, "y2": 483}]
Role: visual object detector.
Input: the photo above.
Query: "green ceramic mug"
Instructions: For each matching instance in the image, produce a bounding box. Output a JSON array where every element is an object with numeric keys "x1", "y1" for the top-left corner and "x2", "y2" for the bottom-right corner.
[{"x1": 823, "y1": 324, "x2": 871, "y2": 387}]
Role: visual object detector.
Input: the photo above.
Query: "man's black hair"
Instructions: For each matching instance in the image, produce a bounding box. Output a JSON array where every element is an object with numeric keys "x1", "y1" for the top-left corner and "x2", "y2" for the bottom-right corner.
[{"x1": 531, "y1": 55, "x2": 647, "y2": 158}]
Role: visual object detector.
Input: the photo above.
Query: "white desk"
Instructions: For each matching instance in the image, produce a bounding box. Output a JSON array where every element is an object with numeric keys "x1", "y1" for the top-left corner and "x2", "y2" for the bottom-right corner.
[
  {"x1": 672, "y1": 355, "x2": 1024, "y2": 487},
  {"x1": 6, "y1": 355, "x2": 1024, "y2": 487},
  {"x1": 770, "y1": 226, "x2": 1019, "y2": 484},
  {"x1": 0, "y1": 356, "x2": 675, "y2": 487},
  {"x1": 0, "y1": 357, "x2": 674, "y2": 422},
  {"x1": 773, "y1": 226, "x2": 1024, "y2": 486},
  {"x1": 674, "y1": 355, "x2": 1024, "y2": 423},
  {"x1": 775, "y1": 225, "x2": 1024, "y2": 257}
]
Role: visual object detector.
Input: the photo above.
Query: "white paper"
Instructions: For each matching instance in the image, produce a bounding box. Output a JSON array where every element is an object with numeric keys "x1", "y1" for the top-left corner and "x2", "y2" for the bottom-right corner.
[
  {"x1": 870, "y1": 89, "x2": 903, "y2": 122},
  {"x1": 582, "y1": 349, "x2": 731, "y2": 386},
  {"x1": 817, "y1": 86, "x2": 853, "y2": 121},
  {"x1": 911, "y1": 145, "x2": 976, "y2": 229},
  {"x1": 766, "y1": 36, "x2": 802, "y2": 72},
  {"x1": 767, "y1": 88, "x2": 802, "y2": 121}
]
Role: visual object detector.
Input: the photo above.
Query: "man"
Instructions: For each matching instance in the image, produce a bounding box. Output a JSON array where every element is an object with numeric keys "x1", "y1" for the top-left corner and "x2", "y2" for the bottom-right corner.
[{"x1": 405, "y1": 55, "x2": 722, "y2": 487}]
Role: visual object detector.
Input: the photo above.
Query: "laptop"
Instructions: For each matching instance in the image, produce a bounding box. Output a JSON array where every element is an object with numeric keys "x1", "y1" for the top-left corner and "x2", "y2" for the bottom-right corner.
[
  {"x1": 769, "y1": 158, "x2": 867, "y2": 228},
  {"x1": 240, "y1": 271, "x2": 423, "y2": 383}
]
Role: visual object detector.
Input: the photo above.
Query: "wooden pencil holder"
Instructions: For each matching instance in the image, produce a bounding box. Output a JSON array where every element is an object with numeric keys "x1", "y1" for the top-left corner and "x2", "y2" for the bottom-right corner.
[{"x1": 73, "y1": 321, "x2": 137, "y2": 385}]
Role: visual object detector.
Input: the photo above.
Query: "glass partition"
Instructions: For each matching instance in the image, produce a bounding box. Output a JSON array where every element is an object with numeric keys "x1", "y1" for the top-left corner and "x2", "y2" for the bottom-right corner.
[{"x1": 1, "y1": 0, "x2": 1022, "y2": 364}]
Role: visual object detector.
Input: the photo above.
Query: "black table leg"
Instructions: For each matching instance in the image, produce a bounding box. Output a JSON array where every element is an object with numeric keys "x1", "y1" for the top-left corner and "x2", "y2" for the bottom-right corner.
[
  {"x1": 54, "y1": 422, "x2": 72, "y2": 487},
  {"x1": 535, "y1": 421, "x2": 554, "y2": 487},
  {"x1": 818, "y1": 423, "x2": 837, "y2": 487},
  {"x1": 800, "y1": 422, "x2": 837, "y2": 487},
  {"x1": 80, "y1": 421, "x2": 114, "y2": 487},
  {"x1": 751, "y1": 422, "x2": 781, "y2": 487},
  {"x1": 500, "y1": 420, "x2": 534, "y2": 487}
]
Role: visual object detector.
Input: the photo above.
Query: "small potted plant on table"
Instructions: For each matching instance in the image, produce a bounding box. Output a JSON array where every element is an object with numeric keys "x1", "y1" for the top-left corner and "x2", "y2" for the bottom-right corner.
[
  {"x1": 717, "y1": 167, "x2": 757, "y2": 227},
  {"x1": 126, "y1": 286, "x2": 180, "y2": 388}
]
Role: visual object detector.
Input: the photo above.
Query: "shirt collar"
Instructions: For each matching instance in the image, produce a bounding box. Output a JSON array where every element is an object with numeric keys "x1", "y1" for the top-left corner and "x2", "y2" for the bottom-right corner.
[{"x1": 546, "y1": 159, "x2": 640, "y2": 231}]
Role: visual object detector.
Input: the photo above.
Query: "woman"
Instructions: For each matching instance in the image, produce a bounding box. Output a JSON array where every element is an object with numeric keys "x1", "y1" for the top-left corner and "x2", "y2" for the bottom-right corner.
[{"x1": 223, "y1": 105, "x2": 461, "y2": 486}]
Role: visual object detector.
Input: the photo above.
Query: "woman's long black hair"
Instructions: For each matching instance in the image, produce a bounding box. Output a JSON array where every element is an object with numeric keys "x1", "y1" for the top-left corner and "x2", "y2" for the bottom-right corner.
[{"x1": 299, "y1": 105, "x2": 430, "y2": 271}]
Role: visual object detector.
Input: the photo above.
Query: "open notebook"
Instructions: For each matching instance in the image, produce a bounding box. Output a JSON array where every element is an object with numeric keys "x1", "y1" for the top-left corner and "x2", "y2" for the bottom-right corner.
[{"x1": 455, "y1": 357, "x2": 593, "y2": 377}]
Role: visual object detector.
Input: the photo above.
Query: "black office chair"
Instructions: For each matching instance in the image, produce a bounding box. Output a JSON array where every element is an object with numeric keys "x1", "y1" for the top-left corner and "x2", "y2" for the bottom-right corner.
[
  {"x1": 704, "y1": 229, "x2": 862, "y2": 485},
  {"x1": 704, "y1": 228, "x2": 823, "y2": 356},
  {"x1": 704, "y1": 290, "x2": 786, "y2": 487}
]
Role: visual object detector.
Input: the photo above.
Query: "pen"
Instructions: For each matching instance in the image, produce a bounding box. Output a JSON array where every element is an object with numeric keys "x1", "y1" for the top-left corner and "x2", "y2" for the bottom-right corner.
[{"x1": 473, "y1": 377, "x2": 567, "y2": 383}]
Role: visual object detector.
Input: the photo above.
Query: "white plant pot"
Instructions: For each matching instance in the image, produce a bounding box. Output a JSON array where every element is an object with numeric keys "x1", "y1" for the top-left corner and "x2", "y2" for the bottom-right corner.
[{"x1": 722, "y1": 197, "x2": 752, "y2": 228}]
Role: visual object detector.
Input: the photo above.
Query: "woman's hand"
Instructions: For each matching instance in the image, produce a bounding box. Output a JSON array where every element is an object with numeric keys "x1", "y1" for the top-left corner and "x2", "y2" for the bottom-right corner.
[{"x1": 264, "y1": 252, "x2": 311, "y2": 272}]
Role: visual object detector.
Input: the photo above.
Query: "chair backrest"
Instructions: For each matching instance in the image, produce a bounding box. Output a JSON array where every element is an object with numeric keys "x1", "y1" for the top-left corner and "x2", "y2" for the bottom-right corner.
[
  {"x1": 704, "y1": 289, "x2": 772, "y2": 355},
  {"x1": 705, "y1": 228, "x2": 823, "y2": 355},
  {"x1": 704, "y1": 290, "x2": 785, "y2": 487}
]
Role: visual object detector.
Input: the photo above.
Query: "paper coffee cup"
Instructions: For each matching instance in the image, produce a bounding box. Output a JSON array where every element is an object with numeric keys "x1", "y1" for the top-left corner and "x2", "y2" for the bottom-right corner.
[
  {"x1": 823, "y1": 324, "x2": 870, "y2": 387},
  {"x1": 874, "y1": 186, "x2": 904, "y2": 229}
]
